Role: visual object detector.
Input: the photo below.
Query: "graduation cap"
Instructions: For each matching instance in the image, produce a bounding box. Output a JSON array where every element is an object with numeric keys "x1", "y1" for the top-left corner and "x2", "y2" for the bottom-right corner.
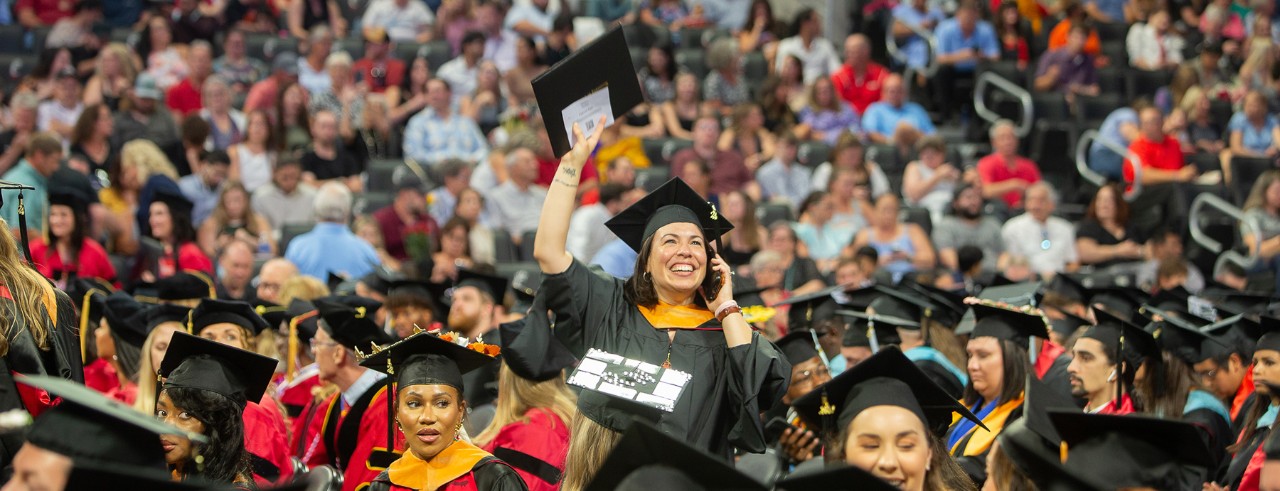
[
  {"x1": 835, "y1": 310, "x2": 904, "y2": 351},
  {"x1": 251, "y1": 299, "x2": 289, "y2": 329},
  {"x1": 969, "y1": 302, "x2": 1050, "y2": 347},
  {"x1": 868, "y1": 285, "x2": 929, "y2": 329},
  {"x1": 1149, "y1": 286, "x2": 1191, "y2": 312},
  {"x1": 978, "y1": 281, "x2": 1043, "y2": 308},
  {"x1": 792, "y1": 346, "x2": 983, "y2": 437},
  {"x1": 1208, "y1": 290, "x2": 1279, "y2": 315},
  {"x1": 774, "y1": 285, "x2": 840, "y2": 332},
  {"x1": 0, "y1": 178, "x2": 37, "y2": 262},
  {"x1": 577, "y1": 386, "x2": 665, "y2": 433},
  {"x1": 1090, "y1": 286, "x2": 1150, "y2": 318},
  {"x1": 499, "y1": 309, "x2": 577, "y2": 382},
  {"x1": 67, "y1": 278, "x2": 112, "y2": 363},
  {"x1": 775, "y1": 330, "x2": 823, "y2": 366},
  {"x1": 773, "y1": 464, "x2": 901, "y2": 491},
  {"x1": 584, "y1": 421, "x2": 767, "y2": 491},
  {"x1": 1044, "y1": 273, "x2": 1088, "y2": 305},
  {"x1": 455, "y1": 269, "x2": 510, "y2": 303},
  {"x1": 284, "y1": 298, "x2": 320, "y2": 382},
  {"x1": 1257, "y1": 316, "x2": 1280, "y2": 353},
  {"x1": 605, "y1": 177, "x2": 734, "y2": 253},
  {"x1": 314, "y1": 296, "x2": 393, "y2": 351},
  {"x1": 63, "y1": 461, "x2": 232, "y2": 491},
  {"x1": 1144, "y1": 306, "x2": 1234, "y2": 364},
  {"x1": 102, "y1": 291, "x2": 146, "y2": 337},
  {"x1": 508, "y1": 267, "x2": 543, "y2": 304},
  {"x1": 189, "y1": 298, "x2": 270, "y2": 336},
  {"x1": 134, "y1": 304, "x2": 191, "y2": 338},
  {"x1": 159, "y1": 332, "x2": 277, "y2": 406},
  {"x1": 908, "y1": 282, "x2": 967, "y2": 328},
  {"x1": 1201, "y1": 312, "x2": 1260, "y2": 360},
  {"x1": 16, "y1": 374, "x2": 206, "y2": 470},
  {"x1": 996, "y1": 375, "x2": 1085, "y2": 491},
  {"x1": 47, "y1": 185, "x2": 91, "y2": 215},
  {"x1": 155, "y1": 271, "x2": 217, "y2": 302},
  {"x1": 532, "y1": 24, "x2": 644, "y2": 158},
  {"x1": 1051, "y1": 411, "x2": 1215, "y2": 489},
  {"x1": 151, "y1": 186, "x2": 194, "y2": 218},
  {"x1": 1080, "y1": 308, "x2": 1129, "y2": 355},
  {"x1": 837, "y1": 285, "x2": 883, "y2": 311},
  {"x1": 358, "y1": 270, "x2": 396, "y2": 297},
  {"x1": 1049, "y1": 312, "x2": 1093, "y2": 339}
]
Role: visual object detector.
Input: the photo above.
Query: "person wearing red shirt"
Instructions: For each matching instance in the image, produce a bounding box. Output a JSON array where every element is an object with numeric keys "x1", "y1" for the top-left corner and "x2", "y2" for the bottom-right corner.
[
  {"x1": 1124, "y1": 107, "x2": 1197, "y2": 185},
  {"x1": 830, "y1": 34, "x2": 888, "y2": 115},
  {"x1": 352, "y1": 28, "x2": 406, "y2": 97},
  {"x1": 166, "y1": 41, "x2": 215, "y2": 118},
  {"x1": 15, "y1": 0, "x2": 72, "y2": 28},
  {"x1": 30, "y1": 188, "x2": 116, "y2": 287},
  {"x1": 371, "y1": 176, "x2": 440, "y2": 261},
  {"x1": 976, "y1": 120, "x2": 1042, "y2": 209}
]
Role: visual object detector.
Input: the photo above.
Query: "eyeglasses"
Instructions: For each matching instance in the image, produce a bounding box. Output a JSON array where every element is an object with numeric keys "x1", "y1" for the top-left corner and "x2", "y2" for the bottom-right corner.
[
  {"x1": 794, "y1": 365, "x2": 831, "y2": 384},
  {"x1": 1195, "y1": 367, "x2": 1219, "y2": 380},
  {"x1": 309, "y1": 339, "x2": 339, "y2": 351}
]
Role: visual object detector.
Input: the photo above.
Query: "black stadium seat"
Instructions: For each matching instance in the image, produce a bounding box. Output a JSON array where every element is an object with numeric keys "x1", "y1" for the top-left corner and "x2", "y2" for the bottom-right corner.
[{"x1": 675, "y1": 48, "x2": 708, "y2": 79}]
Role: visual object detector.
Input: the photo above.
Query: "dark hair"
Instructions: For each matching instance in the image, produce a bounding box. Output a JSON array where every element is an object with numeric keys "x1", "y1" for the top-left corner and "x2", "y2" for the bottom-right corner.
[
  {"x1": 790, "y1": 8, "x2": 816, "y2": 37},
  {"x1": 154, "y1": 200, "x2": 198, "y2": 246},
  {"x1": 163, "y1": 386, "x2": 252, "y2": 485},
  {"x1": 1085, "y1": 183, "x2": 1130, "y2": 226},
  {"x1": 598, "y1": 183, "x2": 631, "y2": 206},
  {"x1": 275, "y1": 154, "x2": 303, "y2": 171},
  {"x1": 202, "y1": 149, "x2": 231, "y2": 166},
  {"x1": 1148, "y1": 222, "x2": 1183, "y2": 245},
  {"x1": 438, "y1": 216, "x2": 471, "y2": 255},
  {"x1": 742, "y1": 0, "x2": 776, "y2": 34},
  {"x1": 552, "y1": 14, "x2": 574, "y2": 32},
  {"x1": 798, "y1": 191, "x2": 829, "y2": 216},
  {"x1": 274, "y1": 81, "x2": 311, "y2": 153},
  {"x1": 957, "y1": 245, "x2": 985, "y2": 273},
  {"x1": 963, "y1": 339, "x2": 1030, "y2": 406},
  {"x1": 916, "y1": 135, "x2": 947, "y2": 154},
  {"x1": 181, "y1": 115, "x2": 212, "y2": 147},
  {"x1": 646, "y1": 44, "x2": 677, "y2": 81},
  {"x1": 47, "y1": 200, "x2": 88, "y2": 273},
  {"x1": 438, "y1": 159, "x2": 472, "y2": 180},
  {"x1": 462, "y1": 30, "x2": 486, "y2": 47},
  {"x1": 623, "y1": 235, "x2": 710, "y2": 309},
  {"x1": 71, "y1": 103, "x2": 107, "y2": 147},
  {"x1": 517, "y1": 36, "x2": 543, "y2": 65},
  {"x1": 109, "y1": 330, "x2": 142, "y2": 382},
  {"x1": 853, "y1": 245, "x2": 879, "y2": 263},
  {"x1": 32, "y1": 47, "x2": 71, "y2": 79},
  {"x1": 385, "y1": 285, "x2": 439, "y2": 313},
  {"x1": 245, "y1": 110, "x2": 278, "y2": 151},
  {"x1": 826, "y1": 430, "x2": 977, "y2": 491}
]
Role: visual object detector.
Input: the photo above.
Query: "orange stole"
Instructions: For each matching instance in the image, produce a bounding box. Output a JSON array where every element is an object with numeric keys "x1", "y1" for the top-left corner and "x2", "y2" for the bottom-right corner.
[
  {"x1": 386, "y1": 441, "x2": 491, "y2": 491},
  {"x1": 949, "y1": 394, "x2": 1025, "y2": 457},
  {"x1": 638, "y1": 302, "x2": 715, "y2": 329}
]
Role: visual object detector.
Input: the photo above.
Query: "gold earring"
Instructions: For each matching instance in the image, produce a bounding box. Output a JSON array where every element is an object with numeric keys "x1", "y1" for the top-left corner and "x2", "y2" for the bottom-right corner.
[{"x1": 454, "y1": 422, "x2": 463, "y2": 441}]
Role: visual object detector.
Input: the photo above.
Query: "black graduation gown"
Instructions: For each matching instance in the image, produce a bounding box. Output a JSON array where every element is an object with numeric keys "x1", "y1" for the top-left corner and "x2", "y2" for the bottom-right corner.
[
  {"x1": 366, "y1": 456, "x2": 528, "y2": 491},
  {"x1": 1232, "y1": 392, "x2": 1259, "y2": 437},
  {"x1": 949, "y1": 405, "x2": 1025, "y2": 485},
  {"x1": 543, "y1": 260, "x2": 791, "y2": 459},
  {"x1": 1182, "y1": 404, "x2": 1235, "y2": 483},
  {"x1": 1040, "y1": 354, "x2": 1073, "y2": 400},
  {"x1": 1225, "y1": 425, "x2": 1269, "y2": 490}
]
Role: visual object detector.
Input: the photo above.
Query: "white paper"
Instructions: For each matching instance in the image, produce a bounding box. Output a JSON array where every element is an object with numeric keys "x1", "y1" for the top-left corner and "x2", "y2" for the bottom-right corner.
[{"x1": 561, "y1": 87, "x2": 614, "y2": 148}]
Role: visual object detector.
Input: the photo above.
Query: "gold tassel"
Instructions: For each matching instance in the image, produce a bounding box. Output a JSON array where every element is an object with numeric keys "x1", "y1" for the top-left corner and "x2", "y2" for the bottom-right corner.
[
  {"x1": 287, "y1": 315, "x2": 299, "y2": 383},
  {"x1": 185, "y1": 309, "x2": 194, "y2": 334},
  {"x1": 79, "y1": 288, "x2": 105, "y2": 364}
]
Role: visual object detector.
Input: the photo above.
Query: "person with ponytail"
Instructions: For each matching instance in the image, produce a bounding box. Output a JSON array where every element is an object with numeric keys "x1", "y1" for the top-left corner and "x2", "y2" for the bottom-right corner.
[{"x1": 1219, "y1": 319, "x2": 1280, "y2": 490}]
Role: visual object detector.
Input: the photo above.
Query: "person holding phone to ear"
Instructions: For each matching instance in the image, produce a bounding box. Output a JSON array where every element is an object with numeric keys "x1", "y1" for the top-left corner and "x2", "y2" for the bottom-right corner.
[
  {"x1": 1067, "y1": 310, "x2": 1135, "y2": 415},
  {"x1": 532, "y1": 117, "x2": 790, "y2": 463}
]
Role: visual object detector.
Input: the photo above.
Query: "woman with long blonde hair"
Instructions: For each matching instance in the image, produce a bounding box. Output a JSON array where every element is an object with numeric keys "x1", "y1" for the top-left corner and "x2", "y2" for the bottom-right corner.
[
  {"x1": 131, "y1": 305, "x2": 190, "y2": 415},
  {"x1": 196, "y1": 181, "x2": 275, "y2": 258},
  {"x1": 0, "y1": 216, "x2": 65, "y2": 357},
  {"x1": 84, "y1": 43, "x2": 137, "y2": 110},
  {"x1": 100, "y1": 140, "x2": 179, "y2": 255}
]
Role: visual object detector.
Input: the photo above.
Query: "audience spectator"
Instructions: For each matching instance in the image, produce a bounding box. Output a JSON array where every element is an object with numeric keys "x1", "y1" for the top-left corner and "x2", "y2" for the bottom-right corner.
[
  {"x1": 251, "y1": 157, "x2": 317, "y2": 234},
  {"x1": 425, "y1": 217, "x2": 473, "y2": 284},
  {"x1": 476, "y1": 0, "x2": 518, "y2": 72},
  {"x1": 798, "y1": 77, "x2": 862, "y2": 145},
  {"x1": 701, "y1": 0, "x2": 752, "y2": 31},
  {"x1": 891, "y1": 0, "x2": 946, "y2": 72},
  {"x1": 114, "y1": 74, "x2": 179, "y2": 150},
  {"x1": 354, "y1": 29, "x2": 407, "y2": 100},
  {"x1": 427, "y1": 159, "x2": 473, "y2": 225},
  {"x1": 0, "y1": 94, "x2": 39, "y2": 176},
  {"x1": 45, "y1": 1, "x2": 100, "y2": 49},
  {"x1": 274, "y1": 82, "x2": 312, "y2": 153},
  {"x1": 639, "y1": 0, "x2": 696, "y2": 33},
  {"x1": 777, "y1": 55, "x2": 809, "y2": 112},
  {"x1": 138, "y1": 16, "x2": 189, "y2": 92},
  {"x1": 660, "y1": 72, "x2": 702, "y2": 140},
  {"x1": 994, "y1": 2, "x2": 1030, "y2": 69},
  {"x1": 828, "y1": 168, "x2": 873, "y2": 236},
  {"x1": 403, "y1": 78, "x2": 489, "y2": 166},
  {"x1": 308, "y1": 52, "x2": 364, "y2": 145},
  {"x1": 1125, "y1": 106, "x2": 1197, "y2": 186},
  {"x1": 1000, "y1": 182, "x2": 1080, "y2": 277},
  {"x1": 390, "y1": 56, "x2": 432, "y2": 126},
  {"x1": 459, "y1": 61, "x2": 509, "y2": 135},
  {"x1": 28, "y1": 48, "x2": 73, "y2": 102},
  {"x1": 850, "y1": 194, "x2": 936, "y2": 282},
  {"x1": 101, "y1": 140, "x2": 178, "y2": 255},
  {"x1": 505, "y1": 0, "x2": 556, "y2": 40},
  {"x1": 486, "y1": 145, "x2": 546, "y2": 244},
  {"x1": 143, "y1": 186, "x2": 213, "y2": 281},
  {"x1": 440, "y1": 32, "x2": 486, "y2": 106},
  {"x1": 1127, "y1": 10, "x2": 1185, "y2": 70},
  {"x1": 199, "y1": 177, "x2": 275, "y2": 260},
  {"x1": 902, "y1": 136, "x2": 960, "y2": 221},
  {"x1": 1033, "y1": 23, "x2": 1100, "y2": 100},
  {"x1": 68, "y1": 103, "x2": 115, "y2": 176},
  {"x1": 720, "y1": 190, "x2": 766, "y2": 269},
  {"x1": 640, "y1": 45, "x2": 677, "y2": 105},
  {"x1": 812, "y1": 131, "x2": 889, "y2": 196},
  {"x1": 794, "y1": 191, "x2": 853, "y2": 272},
  {"x1": 0, "y1": 133, "x2": 62, "y2": 235},
  {"x1": 765, "y1": 222, "x2": 826, "y2": 294},
  {"x1": 244, "y1": 53, "x2": 300, "y2": 114},
  {"x1": 453, "y1": 187, "x2": 496, "y2": 265},
  {"x1": 16, "y1": 0, "x2": 73, "y2": 28},
  {"x1": 1075, "y1": 183, "x2": 1147, "y2": 268},
  {"x1": 1178, "y1": 87, "x2": 1225, "y2": 154},
  {"x1": 976, "y1": 119, "x2": 1042, "y2": 209},
  {"x1": 831, "y1": 34, "x2": 888, "y2": 115},
  {"x1": 1242, "y1": 171, "x2": 1280, "y2": 291},
  {"x1": 373, "y1": 175, "x2": 438, "y2": 261},
  {"x1": 720, "y1": 104, "x2": 776, "y2": 172},
  {"x1": 1201, "y1": 0, "x2": 1245, "y2": 42},
  {"x1": 178, "y1": 150, "x2": 230, "y2": 224},
  {"x1": 1191, "y1": 41, "x2": 1233, "y2": 100},
  {"x1": 1084, "y1": 0, "x2": 1128, "y2": 23},
  {"x1": 757, "y1": 135, "x2": 813, "y2": 210},
  {"x1": 287, "y1": 0, "x2": 345, "y2": 40},
  {"x1": 215, "y1": 239, "x2": 257, "y2": 301},
  {"x1": 1136, "y1": 223, "x2": 1205, "y2": 292},
  {"x1": 301, "y1": 109, "x2": 362, "y2": 189},
  {"x1": 1089, "y1": 99, "x2": 1146, "y2": 181},
  {"x1": 297, "y1": 27, "x2": 335, "y2": 96},
  {"x1": 163, "y1": 116, "x2": 210, "y2": 178},
  {"x1": 362, "y1": 0, "x2": 436, "y2": 44},
  {"x1": 774, "y1": 9, "x2": 840, "y2": 84},
  {"x1": 284, "y1": 181, "x2": 379, "y2": 280},
  {"x1": 84, "y1": 43, "x2": 136, "y2": 111},
  {"x1": 932, "y1": 0, "x2": 1000, "y2": 118},
  {"x1": 229, "y1": 111, "x2": 277, "y2": 193},
  {"x1": 201, "y1": 77, "x2": 248, "y2": 151},
  {"x1": 503, "y1": 36, "x2": 547, "y2": 106},
  {"x1": 738, "y1": 0, "x2": 782, "y2": 57},
  {"x1": 1051, "y1": 2, "x2": 1103, "y2": 57},
  {"x1": 669, "y1": 115, "x2": 756, "y2": 197},
  {"x1": 862, "y1": 74, "x2": 937, "y2": 147},
  {"x1": 169, "y1": 0, "x2": 222, "y2": 44},
  {"x1": 933, "y1": 185, "x2": 1004, "y2": 270},
  {"x1": 37, "y1": 68, "x2": 83, "y2": 146},
  {"x1": 213, "y1": 30, "x2": 269, "y2": 97},
  {"x1": 1224, "y1": 91, "x2": 1280, "y2": 183},
  {"x1": 759, "y1": 77, "x2": 799, "y2": 133},
  {"x1": 703, "y1": 38, "x2": 751, "y2": 111},
  {"x1": 567, "y1": 183, "x2": 635, "y2": 263}
]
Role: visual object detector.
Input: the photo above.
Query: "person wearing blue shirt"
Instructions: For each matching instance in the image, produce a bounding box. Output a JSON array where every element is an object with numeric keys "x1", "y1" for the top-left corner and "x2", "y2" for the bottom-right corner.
[
  {"x1": 284, "y1": 181, "x2": 382, "y2": 281},
  {"x1": 589, "y1": 238, "x2": 638, "y2": 279},
  {"x1": 932, "y1": 0, "x2": 1000, "y2": 120},
  {"x1": 402, "y1": 78, "x2": 489, "y2": 167},
  {"x1": 0, "y1": 133, "x2": 61, "y2": 236},
  {"x1": 698, "y1": 0, "x2": 752, "y2": 31},
  {"x1": 862, "y1": 74, "x2": 937, "y2": 147},
  {"x1": 1089, "y1": 104, "x2": 1142, "y2": 181},
  {"x1": 1085, "y1": 0, "x2": 1128, "y2": 24},
  {"x1": 890, "y1": 0, "x2": 945, "y2": 70}
]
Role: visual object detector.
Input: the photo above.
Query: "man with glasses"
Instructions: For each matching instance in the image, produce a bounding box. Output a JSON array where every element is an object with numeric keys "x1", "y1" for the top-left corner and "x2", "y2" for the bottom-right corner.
[
  {"x1": 999, "y1": 182, "x2": 1080, "y2": 279},
  {"x1": 255, "y1": 258, "x2": 299, "y2": 304},
  {"x1": 1191, "y1": 320, "x2": 1258, "y2": 432}
]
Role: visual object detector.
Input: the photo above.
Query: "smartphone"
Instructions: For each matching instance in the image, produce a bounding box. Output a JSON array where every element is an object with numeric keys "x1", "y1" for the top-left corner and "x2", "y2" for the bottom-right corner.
[
  {"x1": 701, "y1": 244, "x2": 724, "y2": 301},
  {"x1": 764, "y1": 417, "x2": 799, "y2": 443}
]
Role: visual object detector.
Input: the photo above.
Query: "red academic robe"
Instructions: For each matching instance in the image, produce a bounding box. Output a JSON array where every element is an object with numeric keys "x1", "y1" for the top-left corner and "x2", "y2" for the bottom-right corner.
[
  {"x1": 244, "y1": 397, "x2": 295, "y2": 486},
  {"x1": 277, "y1": 367, "x2": 322, "y2": 418},
  {"x1": 82, "y1": 358, "x2": 118, "y2": 396},
  {"x1": 105, "y1": 382, "x2": 137, "y2": 406},
  {"x1": 292, "y1": 383, "x2": 406, "y2": 491},
  {"x1": 479, "y1": 408, "x2": 569, "y2": 491},
  {"x1": 1096, "y1": 394, "x2": 1135, "y2": 415},
  {"x1": 1234, "y1": 371, "x2": 1257, "y2": 422}
]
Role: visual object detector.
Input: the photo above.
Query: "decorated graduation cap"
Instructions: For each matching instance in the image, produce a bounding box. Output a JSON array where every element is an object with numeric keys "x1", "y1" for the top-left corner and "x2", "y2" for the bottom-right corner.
[
  {"x1": 605, "y1": 177, "x2": 733, "y2": 253},
  {"x1": 156, "y1": 271, "x2": 217, "y2": 302},
  {"x1": 1051, "y1": 411, "x2": 1215, "y2": 489},
  {"x1": 792, "y1": 346, "x2": 983, "y2": 437},
  {"x1": 314, "y1": 296, "x2": 393, "y2": 351},
  {"x1": 774, "y1": 285, "x2": 840, "y2": 332},
  {"x1": 251, "y1": 299, "x2": 289, "y2": 329},
  {"x1": 499, "y1": 308, "x2": 577, "y2": 382},
  {"x1": 584, "y1": 421, "x2": 767, "y2": 491},
  {"x1": 159, "y1": 332, "x2": 277, "y2": 406},
  {"x1": 455, "y1": 269, "x2": 510, "y2": 303},
  {"x1": 17, "y1": 374, "x2": 207, "y2": 469},
  {"x1": 189, "y1": 298, "x2": 271, "y2": 336},
  {"x1": 774, "y1": 464, "x2": 901, "y2": 491}
]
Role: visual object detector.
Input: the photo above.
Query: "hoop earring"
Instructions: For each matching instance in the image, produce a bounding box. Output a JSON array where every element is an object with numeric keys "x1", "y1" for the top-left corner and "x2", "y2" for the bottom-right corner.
[{"x1": 643, "y1": 271, "x2": 652, "y2": 282}]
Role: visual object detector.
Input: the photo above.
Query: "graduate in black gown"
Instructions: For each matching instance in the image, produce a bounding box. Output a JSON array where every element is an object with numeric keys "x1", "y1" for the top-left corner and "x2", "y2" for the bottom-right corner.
[{"x1": 531, "y1": 121, "x2": 789, "y2": 460}]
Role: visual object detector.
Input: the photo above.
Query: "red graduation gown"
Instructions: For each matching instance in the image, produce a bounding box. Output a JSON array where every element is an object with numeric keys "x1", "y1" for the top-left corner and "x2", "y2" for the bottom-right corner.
[
  {"x1": 479, "y1": 409, "x2": 568, "y2": 491},
  {"x1": 83, "y1": 358, "x2": 118, "y2": 396},
  {"x1": 244, "y1": 397, "x2": 295, "y2": 486},
  {"x1": 292, "y1": 382, "x2": 406, "y2": 491},
  {"x1": 277, "y1": 368, "x2": 322, "y2": 418}
]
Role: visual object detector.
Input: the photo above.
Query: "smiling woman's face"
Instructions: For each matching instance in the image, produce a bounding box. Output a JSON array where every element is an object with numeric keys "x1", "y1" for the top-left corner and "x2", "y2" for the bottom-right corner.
[
  {"x1": 843, "y1": 405, "x2": 931, "y2": 491},
  {"x1": 645, "y1": 222, "x2": 708, "y2": 300},
  {"x1": 397, "y1": 384, "x2": 466, "y2": 461}
]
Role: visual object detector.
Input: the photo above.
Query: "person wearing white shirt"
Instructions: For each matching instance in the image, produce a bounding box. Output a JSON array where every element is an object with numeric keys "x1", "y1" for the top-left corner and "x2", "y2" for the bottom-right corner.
[
  {"x1": 504, "y1": 0, "x2": 555, "y2": 40},
  {"x1": 755, "y1": 137, "x2": 813, "y2": 211},
  {"x1": 484, "y1": 146, "x2": 546, "y2": 242},
  {"x1": 999, "y1": 182, "x2": 1080, "y2": 277},
  {"x1": 1125, "y1": 10, "x2": 1184, "y2": 71},
  {"x1": 567, "y1": 183, "x2": 638, "y2": 263},
  {"x1": 437, "y1": 32, "x2": 485, "y2": 105},
  {"x1": 38, "y1": 70, "x2": 84, "y2": 149},
  {"x1": 774, "y1": 9, "x2": 842, "y2": 84},
  {"x1": 361, "y1": 0, "x2": 436, "y2": 43}
]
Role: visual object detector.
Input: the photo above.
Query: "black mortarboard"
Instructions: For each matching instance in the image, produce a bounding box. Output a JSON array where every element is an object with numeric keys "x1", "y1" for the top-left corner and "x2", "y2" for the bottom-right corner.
[
  {"x1": 1045, "y1": 274, "x2": 1088, "y2": 305},
  {"x1": 358, "y1": 270, "x2": 395, "y2": 297},
  {"x1": 47, "y1": 185, "x2": 91, "y2": 215},
  {"x1": 997, "y1": 375, "x2": 1082, "y2": 490},
  {"x1": 838, "y1": 285, "x2": 882, "y2": 311},
  {"x1": 908, "y1": 282, "x2": 966, "y2": 328},
  {"x1": 835, "y1": 310, "x2": 907, "y2": 352},
  {"x1": 1052, "y1": 411, "x2": 1215, "y2": 489},
  {"x1": 159, "y1": 332, "x2": 276, "y2": 406},
  {"x1": 605, "y1": 177, "x2": 733, "y2": 253},
  {"x1": 108, "y1": 304, "x2": 153, "y2": 349},
  {"x1": 455, "y1": 269, "x2": 510, "y2": 302},
  {"x1": 578, "y1": 387, "x2": 664, "y2": 432},
  {"x1": 793, "y1": 346, "x2": 983, "y2": 437},
  {"x1": 508, "y1": 268, "x2": 543, "y2": 305},
  {"x1": 499, "y1": 308, "x2": 577, "y2": 382},
  {"x1": 775, "y1": 330, "x2": 822, "y2": 366},
  {"x1": 314, "y1": 296, "x2": 393, "y2": 351},
  {"x1": 1145, "y1": 306, "x2": 1233, "y2": 364},
  {"x1": 1209, "y1": 290, "x2": 1278, "y2": 315},
  {"x1": 190, "y1": 298, "x2": 270, "y2": 336},
  {"x1": 1089, "y1": 286, "x2": 1150, "y2": 317},
  {"x1": 868, "y1": 285, "x2": 929, "y2": 329},
  {"x1": 584, "y1": 421, "x2": 767, "y2": 491},
  {"x1": 359, "y1": 331, "x2": 498, "y2": 392},
  {"x1": 387, "y1": 279, "x2": 435, "y2": 301},
  {"x1": 64, "y1": 462, "x2": 215, "y2": 491},
  {"x1": 67, "y1": 278, "x2": 112, "y2": 362},
  {"x1": 136, "y1": 304, "x2": 191, "y2": 336},
  {"x1": 969, "y1": 303, "x2": 1050, "y2": 346},
  {"x1": 1149, "y1": 286, "x2": 1191, "y2": 312},
  {"x1": 252, "y1": 299, "x2": 289, "y2": 329},
  {"x1": 18, "y1": 375, "x2": 206, "y2": 469},
  {"x1": 151, "y1": 186, "x2": 194, "y2": 218},
  {"x1": 284, "y1": 298, "x2": 320, "y2": 381},
  {"x1": 1257, "y1": 316, "x2": 1280, "y2": 353},
  {"x1": 156, "y1": 271, "x2": 217, "y2": 302},
  {"x1": 1049, "y1": 312, "x2": 1093, "y2": 339},
  {"x1": 1080, "y1": 309, "x2": 1127, "y2": 355},
  {"x1": 774, "y1": 464, "x2": 900, "y2": 491},
  {"x1": 775, "y1": 285, "x2": 840, "y2": 332},
  {"x1": 979, "y1": 281, "x2": 1043, "y2": 307},
  {"x1": 532, "y1": 24, "x2": 644, "y2": 157},
  {"x1": 102, "y1": 291, "x2": 146, "y2": 335},
  {"x1": 1202, "y1": 312, "x2": 1260, "y2": 360},
  {"x1": 988, "y1": 272, "x2": 1016, "y2": 287}
]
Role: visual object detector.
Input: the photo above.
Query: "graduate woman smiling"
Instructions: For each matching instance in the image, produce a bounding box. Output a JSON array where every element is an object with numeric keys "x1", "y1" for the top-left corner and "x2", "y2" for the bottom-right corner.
[{"x1": 533, "y1": 117, "x2": 789, "y2": 481}]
